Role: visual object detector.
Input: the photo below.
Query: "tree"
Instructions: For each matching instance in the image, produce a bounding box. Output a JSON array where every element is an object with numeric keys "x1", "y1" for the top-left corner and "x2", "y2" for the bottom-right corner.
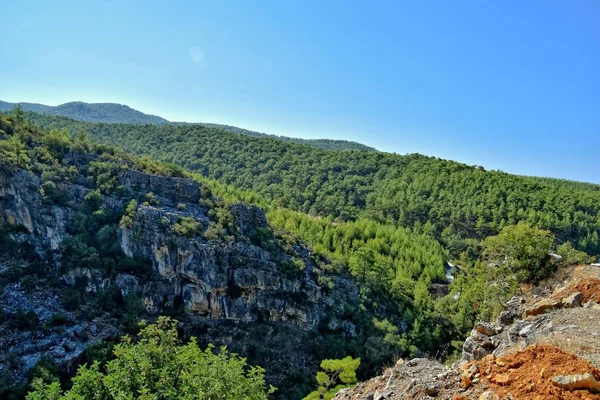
[
  {"x1": 482, "y1": 222, "x2": 554, "y2": 283},
  {"x1": 27, "y1": 317, "x2": 275, "y2": 400},
  {"x1": 0, "y1": 134, "x2": 30, "y2": 170},
  {"x1": 303, "y1": 356, "x2": 360, "y2": 400}
]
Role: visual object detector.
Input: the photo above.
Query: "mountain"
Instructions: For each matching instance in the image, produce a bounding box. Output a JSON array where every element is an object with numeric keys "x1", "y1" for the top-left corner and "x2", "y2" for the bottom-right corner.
[
  {"x1": 2, "y1": 109, "x2": 599, "y2": 399},
  {"x1": 24, "y1": 111, "x2": 600, "y2": 259},
  {"x1": 0, "y1": 100, "x2": 376, "y2": 151},
  {"x1": 0, "y1": 100, "x2": 169, "y2": 124},
  {"x1": 0, "y1": 112, "x2": 370, "y2": 399},
  {"x1": 0, "y1": 112, "x2": 456, "y2": 399}
]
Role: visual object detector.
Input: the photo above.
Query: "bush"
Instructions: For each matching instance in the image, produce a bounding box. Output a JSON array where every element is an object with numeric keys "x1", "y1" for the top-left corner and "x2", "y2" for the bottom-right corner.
[
  {"x1": 173, "y1": 216, "x2": 202, "y2": 237},
  {"x1": 14, "y1": 309, "x2": 39, "y2": 330},
  {"x1": 556, "y1": 242, "x2": 593, "y2": 266},
  {"x1": 482, "y1": 222, "x2": 554, "y2": 283}
]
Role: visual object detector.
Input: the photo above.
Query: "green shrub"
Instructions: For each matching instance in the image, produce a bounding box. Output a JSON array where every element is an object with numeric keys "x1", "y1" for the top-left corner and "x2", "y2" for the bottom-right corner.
[{"x1": 173, "y1": 216, "x2": 202, "y2": 237}]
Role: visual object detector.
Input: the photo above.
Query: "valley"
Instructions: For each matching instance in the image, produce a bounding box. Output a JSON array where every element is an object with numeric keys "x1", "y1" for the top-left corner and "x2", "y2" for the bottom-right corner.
[{"x1": 0, "y1": 105, "x2": 599, "y2": 399}]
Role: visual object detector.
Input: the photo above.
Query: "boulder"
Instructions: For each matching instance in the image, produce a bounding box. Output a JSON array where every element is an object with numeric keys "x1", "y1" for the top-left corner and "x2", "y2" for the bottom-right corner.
[
  {"x1": 561, "y1": 292, "x2": 583, "y2": 308},
  {"x1": 524, "y1": 299, "x2": 561, "y2": 317},
  {"x1": 551, "y1": 373, "x2": 600, "y2": 393},
  {"x1": 475, "y1": 322, "x2": 495, "y2": 336}
]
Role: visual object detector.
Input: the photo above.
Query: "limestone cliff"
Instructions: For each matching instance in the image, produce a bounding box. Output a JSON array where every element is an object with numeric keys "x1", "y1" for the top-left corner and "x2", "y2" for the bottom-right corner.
[{"x1": 0, "y1": 162, "x2": 358, "y2": 397}]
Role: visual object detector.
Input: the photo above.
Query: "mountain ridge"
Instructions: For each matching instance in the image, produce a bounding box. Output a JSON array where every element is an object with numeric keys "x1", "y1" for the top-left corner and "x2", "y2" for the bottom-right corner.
[{"x1": 0, "y1": 100, "x2": 376, "y2": 151}]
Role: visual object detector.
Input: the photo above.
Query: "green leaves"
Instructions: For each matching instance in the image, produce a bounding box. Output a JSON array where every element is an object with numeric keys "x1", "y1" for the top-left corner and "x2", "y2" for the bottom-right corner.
[
  {"x1": 482, "y1": 222, "x2": 554, "y2": 283},
  {"x1": 304, "y1": 356, "x2": 360, "y2": 400},
  {"x1": 27, "y1": 317, "x2": 275, "y2": 400}
]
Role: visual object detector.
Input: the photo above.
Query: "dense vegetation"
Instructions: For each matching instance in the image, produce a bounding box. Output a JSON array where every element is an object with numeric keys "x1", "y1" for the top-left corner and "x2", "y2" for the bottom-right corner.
[
  {"x1": 0, "y1": 109, "x2": 458, "y2": 399},
  {"x1": 1, "y1": 107, "x2": 597, "y2": 399},
  {"x1": 195, "y1": 122, "x2": 376, "y2": 151},
  {"x1": 27, "y1": 317, "x2": 275, "y2": 400},
  {"x1": 27, "y1": 112, "x2": 600, "y2": 258},
  {"x1": 0, "y1": 100, "x2": 375, "y2": 151}
]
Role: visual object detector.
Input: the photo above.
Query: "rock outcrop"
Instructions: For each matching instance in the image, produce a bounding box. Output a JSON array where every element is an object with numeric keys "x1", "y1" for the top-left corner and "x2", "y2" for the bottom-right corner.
[
  {"x1": 0, "y1": 166, "x2": 359, "y2": 392},
  {"x1": 336, "y1": 275, "x2": 600, "y2": 400}
]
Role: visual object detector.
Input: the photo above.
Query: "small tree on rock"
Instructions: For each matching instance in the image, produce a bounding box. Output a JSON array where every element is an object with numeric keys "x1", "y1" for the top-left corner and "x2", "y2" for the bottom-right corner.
[{"x1": 304, "y1": 356, "x2": 360, "y2": 400}]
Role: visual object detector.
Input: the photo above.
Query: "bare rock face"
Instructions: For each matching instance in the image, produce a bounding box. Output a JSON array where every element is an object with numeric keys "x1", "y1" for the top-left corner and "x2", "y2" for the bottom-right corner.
[{"x1": 0, "y1": 168, "x2": 360, "y2": 392}]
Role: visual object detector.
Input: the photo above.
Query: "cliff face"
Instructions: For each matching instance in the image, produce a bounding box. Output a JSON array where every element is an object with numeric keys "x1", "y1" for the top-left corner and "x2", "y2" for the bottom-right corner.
[{"x1": 0, "y1": 163, "x2": 358, "y2": 396}]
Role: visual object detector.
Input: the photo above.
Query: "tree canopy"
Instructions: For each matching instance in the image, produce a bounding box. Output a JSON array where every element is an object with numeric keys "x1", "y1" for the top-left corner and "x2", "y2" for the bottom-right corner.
[{"x1": 26, "y1": 317, "x2": 275, "y2": 400}]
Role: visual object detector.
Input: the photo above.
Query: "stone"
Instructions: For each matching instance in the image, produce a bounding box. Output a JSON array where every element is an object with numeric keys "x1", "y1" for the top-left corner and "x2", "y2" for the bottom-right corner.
[
  {"x1": 583, "y1": 300, "x2": 600, "y2": 310},
  {"x1": 518, "y1": 324, "x2": 532, "y2": 337},
  {"x1": 425, "y1": 385, "x2": 440, "y2": 396},
  {"x1": 478, "y1": 391, "x2": 499, "y2": 400},
  {"x1": 51, "y1": 345, "x2": 66, "y2": 358},
  {"x1": 551, "y1": 373, "x2": 600, "y2": 393},
  {"x1": 524, "y1": 299, "x2": 562, "y2": 317},
  {"x1": 452, "y1": 395, "x2": 471, "y2": 400},
  {"x1": 492, "y1": 373, "x2": 511, "y2": 385},
  {"x1": 63, "y1": 340, "x2": 77, "y2": 352},
  {"x1": 460, "y1": 374, "x2": 472, "y2": 388},
  {"x1": 475, "y1": 322, "x2": 495, "y2": 336},
  {"x1": 561, "y1": 292, "x2": 583, "y2": 308}
]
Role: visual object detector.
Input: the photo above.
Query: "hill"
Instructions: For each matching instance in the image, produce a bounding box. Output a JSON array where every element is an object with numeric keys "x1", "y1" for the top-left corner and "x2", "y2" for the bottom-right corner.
[
  {"x1": 0, "y1": 100, "x2": 169, "y2": 124},
  {"x1": 0, "y1": 100, "x2": 375, "y2": 151},
  {"x1": 196, "y1": 122, "x2": 377, "y2": 151},
  {"x1": 24, "y1": 111, "x2": 600, "y2": 259},
  {"x1": 0, "y1": 111, "x2": 458, "y2": 399}
]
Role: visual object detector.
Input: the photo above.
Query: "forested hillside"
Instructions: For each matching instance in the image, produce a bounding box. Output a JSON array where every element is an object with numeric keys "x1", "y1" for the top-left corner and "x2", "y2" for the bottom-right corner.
[
  {"x1": 0, "y1": 101, "x2": 169, "y2": 124},
  {"x1": 0, "y1": 109, "x2": 463, "y2": 399},
  {"x1": 26, "y1": 112, "x2": 600, "y2": 258},
  {"x1": 196, "y1": 122, "x2": 376, "y2": 151},
  {"x1": 0, "y1": 101, "x2": 374, "y2": 151}
]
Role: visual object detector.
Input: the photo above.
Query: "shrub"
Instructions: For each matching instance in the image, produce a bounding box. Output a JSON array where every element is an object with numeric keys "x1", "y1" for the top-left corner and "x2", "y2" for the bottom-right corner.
[
  {"x1": 173, "y1": 217, "x2": 202, "y2": 237},
  {"x1": 482, "y1": 222, "x2": 554, "y2": 283}
]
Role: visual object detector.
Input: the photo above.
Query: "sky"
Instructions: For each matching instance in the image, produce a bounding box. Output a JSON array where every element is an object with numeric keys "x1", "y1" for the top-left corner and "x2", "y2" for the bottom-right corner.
[{"x1": 1, "y1": 1, "x2": 599, "y2": 183}]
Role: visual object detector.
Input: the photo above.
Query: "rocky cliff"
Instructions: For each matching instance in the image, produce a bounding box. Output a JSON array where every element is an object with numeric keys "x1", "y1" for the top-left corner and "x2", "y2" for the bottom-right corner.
[{"x1": 0, "y1": 159, "x2": 359, "y2": 397}]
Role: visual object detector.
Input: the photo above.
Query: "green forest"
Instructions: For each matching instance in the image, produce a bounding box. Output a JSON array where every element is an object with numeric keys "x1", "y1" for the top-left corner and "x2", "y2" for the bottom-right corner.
[
  {"x1": 0, "y1": 107, "x2": 598, "y2": 399},
  {"x1": 27, "y1": 112, "x2": 600, "y2": 258}
]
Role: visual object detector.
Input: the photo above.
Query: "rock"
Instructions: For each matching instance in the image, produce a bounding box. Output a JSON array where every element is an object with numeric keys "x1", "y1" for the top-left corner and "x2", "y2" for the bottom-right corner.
[
  {"x1": 562, "y1": 292, "x2": 583, "y2": 308},
  {"x1": 452, "y1": 395, "x2": 472, "y2": 400},
  {"x1": 524, "y1": 299, "x2": 561, "y2": 317},
  {"x1": 63, "y1": 340, "x2": 76, "y2": 352},
  {"x1": 518, "y1": 324, "x2": 532, "y2": 337},
  {"x1": 460, "y1": 374, "x2": 472, "y2": 388},
  {"x1": 583, "y1": 300, "x2": 600, "y2": 310},
  {"x1": 551, "y1": 373, "x2": 600, "y2": 393},
  {"x1": 492, "y1": 373, "x2": 511, "y2": 385},
  {"x1": 475, "y1": 322, "x2": 495, "y2": 337},
  {"x1": 51, "y1": 345, "x2": 66, "y2": 358},
  {"x1": 425, "y1": 385, "x2": 440, "y2": 396},
  {"x1": 116, "y1": 273, "x2": 139, "y2": 296},
  {"x1": 478, "y1": 391, "x2": 499, "y2": 400}
]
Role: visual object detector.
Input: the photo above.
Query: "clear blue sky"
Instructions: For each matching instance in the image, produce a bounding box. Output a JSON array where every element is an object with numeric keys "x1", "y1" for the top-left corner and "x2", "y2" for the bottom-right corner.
[{"x1": 1, "y1": 1, "x2": 599, "y2": 183}]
